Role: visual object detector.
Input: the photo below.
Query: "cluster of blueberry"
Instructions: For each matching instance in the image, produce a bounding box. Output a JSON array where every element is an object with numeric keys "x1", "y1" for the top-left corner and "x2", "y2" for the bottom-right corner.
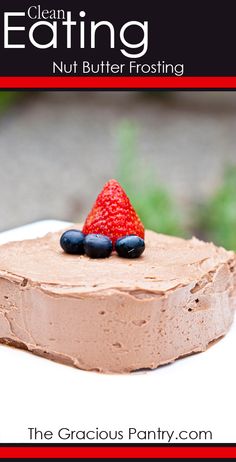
[{"x1": 60, "y1": 230, "x2": 145, "y2": 259}]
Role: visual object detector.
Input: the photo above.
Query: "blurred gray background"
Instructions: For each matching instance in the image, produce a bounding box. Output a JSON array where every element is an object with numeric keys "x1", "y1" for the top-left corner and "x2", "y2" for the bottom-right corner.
[{"x1": 0, "y1": 91, "x2": 235, "y2": 231}]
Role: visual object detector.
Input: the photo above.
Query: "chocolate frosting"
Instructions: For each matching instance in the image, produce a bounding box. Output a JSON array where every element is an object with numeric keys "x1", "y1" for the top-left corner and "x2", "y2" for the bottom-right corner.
[{"x1": 0, "y1": 226, "x2": 235, "y2": 373}]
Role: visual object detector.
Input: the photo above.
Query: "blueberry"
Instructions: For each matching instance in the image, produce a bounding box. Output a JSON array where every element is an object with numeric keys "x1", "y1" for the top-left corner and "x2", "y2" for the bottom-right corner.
[
  {"x1": 115, "y1": 235, "x2": 145, "y2": 258},
  {"x1": 60, "y1": 229, "x2": 85, "y2": 255},
  {"x1": 84, "y1": 234, "x2": 112, "y2": 259}
]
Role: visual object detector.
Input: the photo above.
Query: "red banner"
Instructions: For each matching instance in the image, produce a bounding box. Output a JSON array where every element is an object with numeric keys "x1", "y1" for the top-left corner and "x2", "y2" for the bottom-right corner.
[
  {"x1": 0, "y1": 76, "x2": 236, "y2": 89},
  {"x1": 0, "y1": 445, "x2": 236, "y2": 459}
]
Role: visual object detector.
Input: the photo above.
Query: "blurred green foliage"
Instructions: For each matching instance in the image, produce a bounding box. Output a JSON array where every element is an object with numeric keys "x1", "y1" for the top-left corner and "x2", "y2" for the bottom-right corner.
[
  {"x1": 0, "y1": 92, "x2": 21, "y2": 111},
  {"x1": 200, "y1": 165, "x2": 236, "y2": 251},
  {"x1": 117, "y1": 121, "x2": 185, "y2": 237}
]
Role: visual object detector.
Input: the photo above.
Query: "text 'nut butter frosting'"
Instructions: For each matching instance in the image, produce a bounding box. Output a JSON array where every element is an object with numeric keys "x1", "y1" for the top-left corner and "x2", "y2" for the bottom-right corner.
[{"x1": 0, "y1": 227, "x2": 235, "y2": 373}]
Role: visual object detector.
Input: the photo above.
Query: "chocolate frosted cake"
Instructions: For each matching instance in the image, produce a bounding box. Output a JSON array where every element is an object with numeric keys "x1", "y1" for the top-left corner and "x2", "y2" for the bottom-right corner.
[{"x1": 0, "y1": 227, "x2": 235, "y2": 373}]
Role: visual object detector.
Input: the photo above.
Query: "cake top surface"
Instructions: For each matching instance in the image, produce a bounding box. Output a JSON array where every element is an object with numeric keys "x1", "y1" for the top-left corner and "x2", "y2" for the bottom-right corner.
[{"x1": 0, "y1": 226, "x2": 233, "y2": 295}]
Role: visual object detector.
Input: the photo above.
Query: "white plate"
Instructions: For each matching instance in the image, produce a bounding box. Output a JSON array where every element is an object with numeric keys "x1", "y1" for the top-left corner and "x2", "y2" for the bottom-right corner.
[{"x1": 0, "y1": 220, "x2": 235, "y2": 443}]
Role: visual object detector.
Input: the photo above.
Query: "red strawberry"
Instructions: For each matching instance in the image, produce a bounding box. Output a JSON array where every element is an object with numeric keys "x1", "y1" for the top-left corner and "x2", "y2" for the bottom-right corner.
[{"x1": 82, "y1": 179, "x2": 144, "y2": 246}]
